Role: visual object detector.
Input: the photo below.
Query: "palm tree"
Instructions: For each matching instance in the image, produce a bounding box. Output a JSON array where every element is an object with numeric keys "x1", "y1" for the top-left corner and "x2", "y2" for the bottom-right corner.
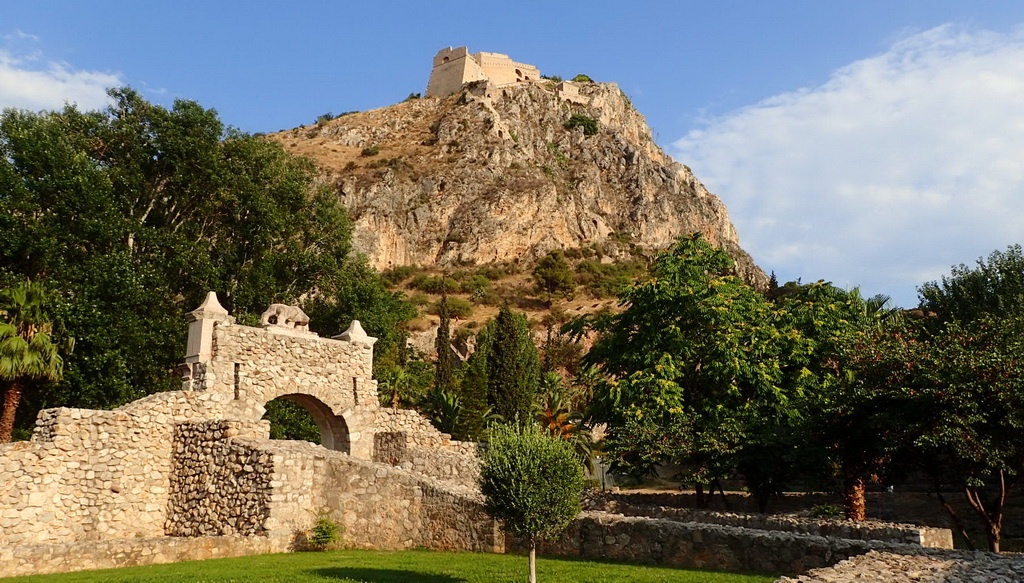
[
  {"x1": 536, "y1": 372, "x2": 595, "y2": 472},
  {"x1": 0, "y1": 281, "x2": 70, "y2": 442}
]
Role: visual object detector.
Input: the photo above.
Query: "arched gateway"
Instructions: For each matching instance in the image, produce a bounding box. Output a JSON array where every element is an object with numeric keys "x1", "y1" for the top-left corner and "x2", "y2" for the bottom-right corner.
[{"x1": 179, "y1": 292, "x2": 380, "y2": 458}]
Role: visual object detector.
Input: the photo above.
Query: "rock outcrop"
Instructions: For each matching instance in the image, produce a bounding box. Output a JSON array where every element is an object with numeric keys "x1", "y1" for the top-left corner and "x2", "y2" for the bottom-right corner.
[{"x1": 273, "y1": 79, "x2": 767, "y2": 288}]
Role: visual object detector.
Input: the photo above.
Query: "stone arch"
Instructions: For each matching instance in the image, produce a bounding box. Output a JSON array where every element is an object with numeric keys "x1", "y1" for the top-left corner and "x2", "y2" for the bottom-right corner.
[{"x1": 266, "y1": 393, "x2": 351, "y2": 454}]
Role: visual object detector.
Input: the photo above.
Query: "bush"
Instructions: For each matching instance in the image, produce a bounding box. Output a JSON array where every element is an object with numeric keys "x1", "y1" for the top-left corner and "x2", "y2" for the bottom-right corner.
[
  {"x1": 564, "y1": 114, "x2": 598, "y2": 136},
  {"x1": 360, "y1": 145, "x2": 380, "y2": 157},
  {"x1": 408, "y1": 274, "x2": 459, "y2": 295},
  {"x1": 381, "y1": 265, "x2": 424, "y2": 286},
  {"x1": 810, "y1": 503, "x2": 844, "y2": 519},
  {"x1": 571, "y1": 74, "x2": 594, "y2": 83},
  {"x1": 307, "y1": 515, "x2": 343, "y2": 550},
  {"x1": 429, "y1": 297, "x2": 473, "y2": 319}
]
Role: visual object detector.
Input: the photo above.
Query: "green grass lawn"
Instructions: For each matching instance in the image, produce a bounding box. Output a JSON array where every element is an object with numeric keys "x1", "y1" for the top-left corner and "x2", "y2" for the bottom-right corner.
[{"x1": 2, "y1": 549, "x2": 778, "y2": 583}]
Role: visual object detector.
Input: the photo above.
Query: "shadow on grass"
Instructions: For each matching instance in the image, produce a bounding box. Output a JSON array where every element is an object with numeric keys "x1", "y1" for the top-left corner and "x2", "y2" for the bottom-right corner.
[{"x1": 311, "y1": 567, "x2": 467, "y2": 582}]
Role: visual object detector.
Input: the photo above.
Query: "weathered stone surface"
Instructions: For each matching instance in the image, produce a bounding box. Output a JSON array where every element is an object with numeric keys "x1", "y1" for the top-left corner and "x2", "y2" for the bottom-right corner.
[{"x1": 273, "y1": 80, "x2": 767, "y2": 288}]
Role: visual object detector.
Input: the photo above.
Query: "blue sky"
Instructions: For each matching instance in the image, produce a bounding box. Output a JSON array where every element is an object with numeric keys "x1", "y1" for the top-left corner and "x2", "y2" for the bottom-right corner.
[{"x1": 4, "y1": 1, "x2": 1024, "y2": 307}]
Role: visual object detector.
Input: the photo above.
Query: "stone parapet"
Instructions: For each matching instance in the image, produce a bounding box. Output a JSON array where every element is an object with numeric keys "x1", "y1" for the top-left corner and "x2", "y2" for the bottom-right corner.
[
  {"x1": 588, "y1": 496, "x2": 953, "y2": 548},
  {"x1": 511, "y1": 511, "x2": 920, "y2": 575}
]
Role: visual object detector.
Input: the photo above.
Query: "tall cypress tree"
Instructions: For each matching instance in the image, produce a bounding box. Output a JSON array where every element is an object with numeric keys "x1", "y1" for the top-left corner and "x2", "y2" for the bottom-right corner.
[
  {"x1": 434, "y1": 293, "x2": 457, "y2": 394},
  {"x1": 487, "y1": 305, "x2": 540, "y2": 425},
  {"x1": 456, "y1": 325, "x2": 492, "y2": 441}
]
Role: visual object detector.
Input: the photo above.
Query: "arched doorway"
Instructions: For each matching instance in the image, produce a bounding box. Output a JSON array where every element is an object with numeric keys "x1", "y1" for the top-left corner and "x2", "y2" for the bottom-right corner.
[{"x1": 262, "y1": 394, "x2": 351, "y2": 454}]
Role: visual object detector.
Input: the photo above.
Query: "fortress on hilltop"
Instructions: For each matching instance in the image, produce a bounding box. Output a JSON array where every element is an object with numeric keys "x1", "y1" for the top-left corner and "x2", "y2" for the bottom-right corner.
[{"x1": 425, "y1": 46, "x2": 541, "y2": 98}]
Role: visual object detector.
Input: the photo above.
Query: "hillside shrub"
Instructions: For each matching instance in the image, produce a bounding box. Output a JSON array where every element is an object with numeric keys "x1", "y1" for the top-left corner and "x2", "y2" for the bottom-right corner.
[
  {"x1": 564, "y1": 114, "x2": 598, "y2": 136},
  {"x1": 360, "y1": 145, "x2": 380, "y2": 157}
]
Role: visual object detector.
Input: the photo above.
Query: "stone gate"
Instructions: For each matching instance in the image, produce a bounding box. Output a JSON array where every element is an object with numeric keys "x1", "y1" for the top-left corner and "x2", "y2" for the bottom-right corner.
[{"x1": 0, "y1": 293, "x2": 499, "y2": 577}]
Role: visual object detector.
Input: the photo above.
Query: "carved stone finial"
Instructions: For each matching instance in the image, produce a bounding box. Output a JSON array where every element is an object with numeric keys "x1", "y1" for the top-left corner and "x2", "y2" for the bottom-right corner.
[
  {"x1": 186, "y1": 291, "x2": 231, "y2": 323},
  {"x1": 184, "y1": 292, "x2": 233, "y2": 364},
  {"x1": 333, "y1": 320, "x2": 378, "y2": 347}
]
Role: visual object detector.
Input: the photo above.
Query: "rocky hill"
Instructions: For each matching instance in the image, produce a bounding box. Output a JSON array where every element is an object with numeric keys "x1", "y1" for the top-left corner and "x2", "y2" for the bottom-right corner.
[{"x1": 271, "y1": 79, "x2": 767, "y2": 288}]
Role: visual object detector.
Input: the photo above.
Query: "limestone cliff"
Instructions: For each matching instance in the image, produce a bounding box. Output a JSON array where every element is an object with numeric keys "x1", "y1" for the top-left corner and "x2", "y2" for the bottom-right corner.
[{"x1": 272, "y1": 80, "x2": 767, "y2": 287}]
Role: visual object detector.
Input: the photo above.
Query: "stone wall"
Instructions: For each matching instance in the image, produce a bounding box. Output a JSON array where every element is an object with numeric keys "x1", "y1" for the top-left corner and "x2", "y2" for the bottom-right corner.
[
  {"x1": 165, "y1": 420, "x2": 274, "y2": 537},
  {"x1": 588, "y1": 496, "x2": 953, "y2": 548},
  {"x1": 373, "y1": 408, "x2": 481, "y2": 488},
  {"x1": 511, "y1": 511, "x2": 920, "y2": 576},
  {"x1": 0, "y1": 293, "x2": 488, "y2": 577},
  {"x1": 425, "y1": 46, "x2": 541, "y2": 98},
  {"x1": 0, "y1": 407, "x2": 175, "y2": 545}
]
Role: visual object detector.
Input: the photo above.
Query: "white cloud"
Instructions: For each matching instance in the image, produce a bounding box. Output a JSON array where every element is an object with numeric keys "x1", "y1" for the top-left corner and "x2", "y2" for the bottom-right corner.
[
  {"x1": 673, "y1": 25, "x2": 1024, "y2": 307},
  {"x1": 0, "y1": 36, "x2": 121, "y2": 112}
]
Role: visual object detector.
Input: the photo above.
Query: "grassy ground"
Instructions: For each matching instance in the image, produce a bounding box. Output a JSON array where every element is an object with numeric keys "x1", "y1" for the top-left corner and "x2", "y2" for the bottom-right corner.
[{"x1": 2, "y1": 549, "x2": 778, "y2": 583}]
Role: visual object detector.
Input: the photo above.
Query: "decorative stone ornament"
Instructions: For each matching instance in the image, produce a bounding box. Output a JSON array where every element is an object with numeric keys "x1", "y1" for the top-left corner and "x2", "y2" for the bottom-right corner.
[
  {"x1": 259, "y1": 303, "x2": 310, "y2": 332},
  {"x1": 332, "y1": 320, "x2": 378, "y2": 348},
  {"x1": 184, "y1": 292, "x2": 234, "y2": 363}
]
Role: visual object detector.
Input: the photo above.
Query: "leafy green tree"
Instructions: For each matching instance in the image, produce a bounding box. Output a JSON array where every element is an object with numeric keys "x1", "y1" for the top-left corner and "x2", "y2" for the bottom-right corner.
[
  {"x1": 572, "y1": 235, "x2": 788, "y2": 504},
  {"x1": 479, "y1": 424, "x2": 585, "y2": 583},
  {"x1": 532, "y1": 250, "x2": 575, "y2": 306},
  {"x1": 1, "y1": 89, "x2": 413, "y2": 432},
  {"x1": 774, "y1": 283, "x2": 904, "y2": 520},
  {"x1": 456, "y1": 325, "x2": 492, "y2": 441},
  {"x1": 0, "y1": 281, "x2": 71, "y2": 442},
  {"x1": 919, "y1": 244, "x2": 1024, "y2": 324}
]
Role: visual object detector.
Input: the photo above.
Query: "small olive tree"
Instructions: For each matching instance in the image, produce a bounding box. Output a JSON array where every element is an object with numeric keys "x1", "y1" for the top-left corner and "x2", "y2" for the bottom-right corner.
[{"x1": 479, "y1": 424, "x2": 585, "y2": 583}]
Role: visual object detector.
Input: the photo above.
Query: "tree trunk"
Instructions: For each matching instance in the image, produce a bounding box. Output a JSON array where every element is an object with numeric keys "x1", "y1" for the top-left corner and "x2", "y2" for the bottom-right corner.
[
  {"x1": 695, "y1": 483, "x2": 708, "y2": 508},
  {"x1": 934, "y1": 486, "x2": 976, "y2": 550},
  {"x1": 964, "y1": 471, "x2": 1009, "y2": 553},
  {"x1": 0, "y1": 380, "x2": 24, "y2": 443},
  {"x1": 843, "y1": 475, "x2": 866, "y2": 521},
  {"x1": 529, "y1": 537, "x2": 537, "y2": 583}
]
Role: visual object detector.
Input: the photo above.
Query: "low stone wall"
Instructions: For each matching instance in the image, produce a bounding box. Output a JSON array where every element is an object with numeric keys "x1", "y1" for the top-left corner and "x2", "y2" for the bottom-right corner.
[
  {"x1": 261, "y1": 439, "x2": 500, "y2": 552},
  {"x1": 373, "y1": 408, "x2": 481, "y2": 489},
  {"x1": 512, "y1": 511, "x2": 917, "y2": 575},
  {"x1": 602, "y1": 489, "x2": 1024, "y2": 540},
  {"x1": 588, "y1": 497, "x2": 953, "y2": 548},
  {"x1": 0, "y1": 534, "x2": 290, "y2": 579}
]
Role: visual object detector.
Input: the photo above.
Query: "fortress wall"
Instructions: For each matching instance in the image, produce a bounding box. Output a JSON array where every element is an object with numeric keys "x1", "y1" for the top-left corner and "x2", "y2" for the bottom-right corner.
[
  {"x1": 425, "y1": 46, "x2": 540, "y2": 98},
  {"x1": 474, "y1": 51, "x2": 539, "y2": 86},
  {"x1": 426, "y1": 55, "x2": 487, "y2": 98},
  {"x1": 0, "y1": 407, "x2": 179, "y2": 546}
]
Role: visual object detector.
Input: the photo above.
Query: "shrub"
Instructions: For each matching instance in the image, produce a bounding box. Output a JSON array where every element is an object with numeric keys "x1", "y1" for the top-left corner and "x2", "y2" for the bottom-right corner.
[
  {"x1": 429, "y1": 297, "x2": 473, "y2": 319},
  {"x1": 810, "y1": 503, "x2": 844, "y2": 519},
  {"x1": 360, "y1": 145, "x2": 380, "y2": 157},
  {"x1": 405, "y1": 92, "x2": 422, "y2": 101},
  {"x1": 308, "y1": 515, "x2": 343, "y2": 550},
  {"x1": 571, "y1": 74, "x2": 594, "y2": 83},
  {"x1": 564, "y1": 114, "x2": 598, "y2": 136},
  {"x1": 381, "y1": 265, "x2": 423, "y2": 286}
]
